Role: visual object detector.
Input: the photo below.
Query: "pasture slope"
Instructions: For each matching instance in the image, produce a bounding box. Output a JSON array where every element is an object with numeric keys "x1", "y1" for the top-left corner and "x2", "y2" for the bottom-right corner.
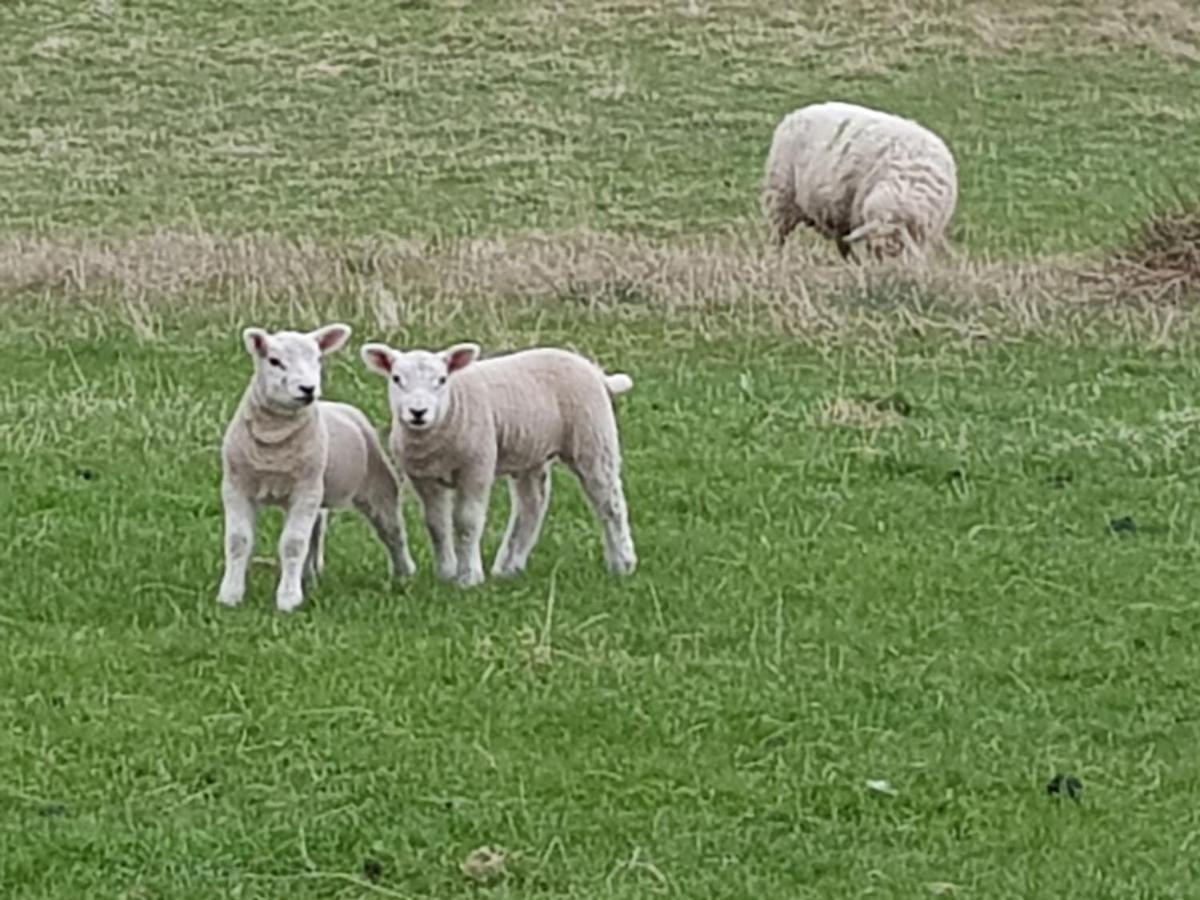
[{"x1": 3, "y1": 2, "x2": 1200, "y2": 897}]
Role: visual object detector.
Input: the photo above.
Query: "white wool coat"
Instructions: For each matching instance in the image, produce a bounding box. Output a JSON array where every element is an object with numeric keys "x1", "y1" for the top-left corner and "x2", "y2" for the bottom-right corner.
[
  {"x1": 222, "y1": 396, "x2": 393, "y2": 508},
  {"x1": 762, "y1": 100, "x2": 958, "y2": 258},
  {"x1": 391, "y1": 348, "x2": 625, "y2": 485}
]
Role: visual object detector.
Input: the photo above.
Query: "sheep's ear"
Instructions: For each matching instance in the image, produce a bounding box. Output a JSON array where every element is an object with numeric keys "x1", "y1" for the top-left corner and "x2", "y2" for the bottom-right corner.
[
  {"x1": 312, "y1": 323, "x2": 351, "y2": 355},
  {"x1": 360, "y1": 343, "x2": 396, "y2": 377},
  {"x1": 443, "y1": 342, "x2": 480, "y2": 374},
  {"x1": 243, "y1": 327, "x2": 270, "y2": 359}
]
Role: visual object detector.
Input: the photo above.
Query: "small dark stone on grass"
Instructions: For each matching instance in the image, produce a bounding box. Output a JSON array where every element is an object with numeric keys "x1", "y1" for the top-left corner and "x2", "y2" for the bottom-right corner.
[
  {"x1": 1108, "y1": 516, "x2": 1137, "y2": 535},
  {"x1": 362, "y1": 858, "x2": 384, "y2": 882},
  {"x1": 1047, "y1": 773, "x2": 1082, "y2": 801},
  {"x1": 77, "y1": 468, "x2": 96, "y2": 481}
]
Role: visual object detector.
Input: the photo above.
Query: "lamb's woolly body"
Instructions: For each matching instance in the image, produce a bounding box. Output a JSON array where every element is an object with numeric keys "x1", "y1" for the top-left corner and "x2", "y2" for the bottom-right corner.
[
  {"x1": 763, "y1": 101, "x2": 958, "y2": 261},
  {"x1": 217, "y1": 325, "x2": 415, "y2": 613},
  {"x1": 222, "y1": 396, "x2": 386, "y2": 510},
  {"x1": 365, "y1": 344, "x2": 637, "y2": 587},
  {"x1": 395, "y1": 349, "x2": 624, "y2": 484}
]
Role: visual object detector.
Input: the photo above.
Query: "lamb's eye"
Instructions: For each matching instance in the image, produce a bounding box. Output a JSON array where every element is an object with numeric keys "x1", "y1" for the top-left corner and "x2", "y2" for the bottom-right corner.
[
  {"x1": 392, "y1": 375, "x2": 402, "y2": 386},
  {"x1": 268, "y1": 357, "x2": 285, "y2": 370},
  {"x1": 437, "y1": 376, "x2": 447, "y2": 386}
]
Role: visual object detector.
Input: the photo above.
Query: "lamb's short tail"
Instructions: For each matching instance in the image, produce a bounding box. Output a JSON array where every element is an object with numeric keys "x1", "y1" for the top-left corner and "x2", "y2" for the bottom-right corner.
[{"x1": 605, "y1": 373, "x2": 634, "y2": 397}]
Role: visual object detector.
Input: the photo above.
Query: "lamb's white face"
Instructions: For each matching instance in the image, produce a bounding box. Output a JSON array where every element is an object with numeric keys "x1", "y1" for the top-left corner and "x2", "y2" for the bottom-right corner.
[
  {"x1": 243, "y1": 323, "x2": 351, "y2": 413},
  {"x1": 361, "y1": 341, "x2": 480, "y2": 431}
]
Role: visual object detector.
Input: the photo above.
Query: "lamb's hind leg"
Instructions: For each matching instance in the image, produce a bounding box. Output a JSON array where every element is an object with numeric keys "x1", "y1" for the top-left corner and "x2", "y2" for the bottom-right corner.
[
  {"x1": 571, "y1": 452, "x2": 636, "y2": 576},
  {"x1": 492, "y1": 464, "x2": 552, "y2": 579},
  {"x1": 355, "y1": 470, "x2": 417, "y2": 579},
  {"x1": 302, "y1": 509, "x2": 328, "y2": 585}
]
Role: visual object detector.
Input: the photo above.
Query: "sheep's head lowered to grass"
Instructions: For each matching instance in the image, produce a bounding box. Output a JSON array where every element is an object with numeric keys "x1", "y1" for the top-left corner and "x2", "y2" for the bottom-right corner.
[
  {"x1": 360, "y1": 341, "x2": 480, "y2": 431},
  {"x1": 242, "y1": 323, "x2": 351, "y2": 413}
]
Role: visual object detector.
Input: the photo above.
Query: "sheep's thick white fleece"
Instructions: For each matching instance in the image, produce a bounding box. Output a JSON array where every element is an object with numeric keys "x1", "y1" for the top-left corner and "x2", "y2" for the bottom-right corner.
[{"x1": 762, "y1": 101, "x2": 958, "y2": 257}]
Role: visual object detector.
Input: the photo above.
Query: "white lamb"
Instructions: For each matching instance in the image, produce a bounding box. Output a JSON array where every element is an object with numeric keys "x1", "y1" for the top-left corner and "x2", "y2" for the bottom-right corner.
[
  {"x1": 762, "y1": 100, "x2": 958, "y2": 262},
  {"x1": 360, "y1": 341, "x2": 637, "y2": 587},
  {"x1": 217, "y1": 323, "x2": 416, "y2": 613}
]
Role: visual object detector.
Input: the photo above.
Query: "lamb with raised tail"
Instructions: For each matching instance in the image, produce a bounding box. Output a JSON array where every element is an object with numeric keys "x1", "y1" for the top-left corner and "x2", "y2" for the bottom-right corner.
[
  {"x1": 762, "y1": 100, "x2": 958, "y2": 262},
  {"x1": 360, "y1": 341, "x2": 637, "y2": 587},
  {"x1": 217, "y1": 323, "x2": 416, "y2": 612}
]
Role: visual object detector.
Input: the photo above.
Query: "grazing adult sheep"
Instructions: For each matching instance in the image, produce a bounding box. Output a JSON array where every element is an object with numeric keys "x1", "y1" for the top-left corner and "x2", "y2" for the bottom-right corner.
[
  {"x1": 217, "y1": 323, "x2": 416, "y2": 613},
  {"x1": 360, "y1": 341, "x2": 637, "y2": 587},
  {"x1": 762, "y1": 100, "x2": 958, "y2": 262}
]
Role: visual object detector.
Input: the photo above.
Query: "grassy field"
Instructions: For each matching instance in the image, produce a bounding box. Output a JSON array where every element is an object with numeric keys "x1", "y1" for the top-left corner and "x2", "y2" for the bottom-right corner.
[{"x1": 5, "y1": 1, "x2": 1200, "y2": 898}]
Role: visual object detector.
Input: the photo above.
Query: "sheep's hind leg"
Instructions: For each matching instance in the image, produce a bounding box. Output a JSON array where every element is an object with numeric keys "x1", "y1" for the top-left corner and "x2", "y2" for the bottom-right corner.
[
  {"x1": 571, "y1": 456, "x2": 636, "y2": 576},
  {"x1": 492, "y1": 464, "x2": 552, "y2": 579}
]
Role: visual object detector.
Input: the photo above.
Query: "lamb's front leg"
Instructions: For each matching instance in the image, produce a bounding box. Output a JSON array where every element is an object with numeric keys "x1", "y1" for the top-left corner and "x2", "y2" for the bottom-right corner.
[
  {"x1": 217, "y1": 481, "x2": 257, "y2": 607},
  {"x1": 411, "y1": 477, "x2": 457, "y2": 582},
  {"x1": 453, "y1": 471, "x2": 492, "y2": 588},
  {"x1": 276, "y1": 490, "x2": 323, "y2": 613}
]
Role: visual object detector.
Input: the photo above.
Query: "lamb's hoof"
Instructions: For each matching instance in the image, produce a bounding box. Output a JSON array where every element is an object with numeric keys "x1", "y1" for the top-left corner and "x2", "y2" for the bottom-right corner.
[
  {"x1": 218, "y1": 585, "x2": 243, "y2": 607},
  {"x1": 393, "y1": 554, "x2": 418, "y2": 578},
  {"x1": 434, "y1": 562, "x2": 459, "y2": 582},
  {"x1": 491, "y1": 558, "x2": 526, "y2": 579},
  {"x1": 455, "y1": 569, "x2": 486, "y2": 588},
  {"x1": 607, "y1": 554, "x2": 637, "y2": 577},
  {"x1": 276, "y1": 591, "x2": 304, "y2": 613}
]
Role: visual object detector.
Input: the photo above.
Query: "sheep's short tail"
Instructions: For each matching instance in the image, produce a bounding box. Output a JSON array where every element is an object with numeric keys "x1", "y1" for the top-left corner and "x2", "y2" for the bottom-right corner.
[{"x1": 605, "y1": 373, "x2": 634, "y2": 397}]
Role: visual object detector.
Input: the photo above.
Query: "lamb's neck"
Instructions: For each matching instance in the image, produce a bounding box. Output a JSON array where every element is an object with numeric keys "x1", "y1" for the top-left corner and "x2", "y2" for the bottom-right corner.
[{"x1": 241, "y1": 386, "x2": 319, "y2": 447}]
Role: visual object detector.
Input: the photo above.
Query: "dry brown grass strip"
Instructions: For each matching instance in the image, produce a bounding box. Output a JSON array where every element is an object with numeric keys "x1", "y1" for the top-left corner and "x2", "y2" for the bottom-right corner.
[
  {"x1": 1085, "y1": 200, "x2": 1200, "y2": 302},
  {"x1": 2, "y1": 228, "x2": 1196, "y2": 347},
  {"x1": 820, "y1": 397, "x2": 906, "y2": 430}
]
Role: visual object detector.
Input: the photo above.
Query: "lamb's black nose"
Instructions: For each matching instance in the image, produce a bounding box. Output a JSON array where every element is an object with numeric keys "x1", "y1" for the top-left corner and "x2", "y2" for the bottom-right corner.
[
  {"x1": 298, "y1": 385, "x2": 316, "y2": 401},
  {"x1": 409, "y1": 408, "x2": 427, "y2": 424}
]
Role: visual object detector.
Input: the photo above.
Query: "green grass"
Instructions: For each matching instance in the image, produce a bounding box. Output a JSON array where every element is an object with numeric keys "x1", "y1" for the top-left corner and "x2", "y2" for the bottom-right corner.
[
  {"x1": 5, "y1": 1, "x2": 1200, "y2": 897},
  {"x1": 3, "y1": 0, "x2": 1200, "y2": 253}
]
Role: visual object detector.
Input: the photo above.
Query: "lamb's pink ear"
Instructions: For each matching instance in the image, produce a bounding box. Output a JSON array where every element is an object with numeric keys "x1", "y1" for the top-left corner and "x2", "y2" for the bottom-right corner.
[
  {"x1": 312, "y1": 323, "x2": 351, "y2": 356},
  {"x1": 443, "y1": 342, "x2": 481, "y2": 374},
  {"x1": 242, "y1": 327, "x2": 269, "y2": 359},
  {"x1": 360, "y1": 342, "x2": 396, "y2": 377}
]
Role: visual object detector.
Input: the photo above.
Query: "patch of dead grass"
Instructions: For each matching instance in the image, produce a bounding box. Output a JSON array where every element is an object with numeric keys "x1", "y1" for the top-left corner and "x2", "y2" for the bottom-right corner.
[
  {"x1": 1, "y1": 228, "x2": 1195, "y2": 348},
  {"x1": 1086, "y1": 197, "x2": 1200, "y2": 302},
  {"x1": 820, "y1": 397, "x2": 907, "y2": 430}
]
